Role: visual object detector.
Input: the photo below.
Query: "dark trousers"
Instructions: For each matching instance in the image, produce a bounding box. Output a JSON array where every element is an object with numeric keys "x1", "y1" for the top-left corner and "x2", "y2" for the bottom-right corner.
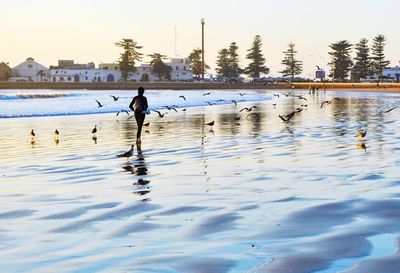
[{"x1": 134, "y1": 111, "x2": 146, "y2": 139}]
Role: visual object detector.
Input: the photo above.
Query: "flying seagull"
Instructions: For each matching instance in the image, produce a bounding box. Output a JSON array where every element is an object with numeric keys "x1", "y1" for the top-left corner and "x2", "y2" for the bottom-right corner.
[
  {"x1": 162, "y1": 106, "x2": 178, "y2": 112},
  {"x1": 179, "y1": 95, "x2": 186, "y2": 101},
  {"x1": 116, "y1": 110, "x2": 130, "y2": 116},
  {"x1": 384, "y1": 106, "x2": 397, "y2": 113},
  {"x1": 320, "y1": 98, "x2": 340, "y2": 108},
  {"x1": 153, "y1": 110, "x2": 168, "y2": 118},
  {"x1": 279, "y1": 111, "x2": 296, "y2": 122},
  {"x1": 110, "y1": 95, "x2": 119, "y2": 101},
  {"x1": 240, "y1": 106, "x2": 257, "y2": 112},
  {"x1": 95, "y1": 99, "x2": 104, "y2": 108}
]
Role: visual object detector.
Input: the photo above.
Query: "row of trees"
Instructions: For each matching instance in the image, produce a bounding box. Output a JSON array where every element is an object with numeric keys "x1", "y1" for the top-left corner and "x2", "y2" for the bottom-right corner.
[
  {"x1": 115, "y1": 35, "x2": 275, "y2": 81},
  {"x1": 115, "y1": 39, "x2": 172, "y2": 81},
  {"x1": 329, "y1": 35, "x2": 390, "y2": 82},
  {"x1": 203, "y1": 35, "x2": 271, "y2": 80},
  {"x1": 115, "y1": 34, "x2": 390, "y2": 82}
]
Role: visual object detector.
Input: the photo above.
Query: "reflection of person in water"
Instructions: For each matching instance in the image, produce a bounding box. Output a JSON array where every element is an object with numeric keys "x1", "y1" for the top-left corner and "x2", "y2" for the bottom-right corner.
[
  {"x1": 129, "y1": 87, "x2": 149, "y2": 144},
  {"x1": 134, "y1": 145, "x2": 148, "y2": 176}
]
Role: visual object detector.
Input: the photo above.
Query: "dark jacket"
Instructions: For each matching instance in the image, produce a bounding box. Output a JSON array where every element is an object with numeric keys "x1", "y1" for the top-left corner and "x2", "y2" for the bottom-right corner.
[{"x1": 129, "y1": 96, "x2": 148, "y2": 113}]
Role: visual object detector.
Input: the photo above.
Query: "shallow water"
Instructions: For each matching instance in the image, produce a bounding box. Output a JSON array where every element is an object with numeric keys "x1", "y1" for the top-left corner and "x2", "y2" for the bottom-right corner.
[{"x1": 1, "y1": 90, "x2": 400, "y2": 273}]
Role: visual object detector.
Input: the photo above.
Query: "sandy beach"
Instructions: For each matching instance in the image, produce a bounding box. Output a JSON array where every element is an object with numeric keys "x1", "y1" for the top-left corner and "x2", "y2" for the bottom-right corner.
[{"x1": 1, "y1": 89, "x2": 400, "y2": 272}]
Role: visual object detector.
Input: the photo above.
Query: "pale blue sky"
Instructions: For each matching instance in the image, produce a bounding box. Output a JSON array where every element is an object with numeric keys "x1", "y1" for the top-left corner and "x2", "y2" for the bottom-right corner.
[{"x1": 0, "y1": 0, "x2": 398, "y2": 77}]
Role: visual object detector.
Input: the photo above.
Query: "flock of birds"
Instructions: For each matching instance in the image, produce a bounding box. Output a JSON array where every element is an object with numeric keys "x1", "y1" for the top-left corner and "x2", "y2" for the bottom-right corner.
[{"x1": 28, "y1": 90, "x2": 398, "y2": 156}]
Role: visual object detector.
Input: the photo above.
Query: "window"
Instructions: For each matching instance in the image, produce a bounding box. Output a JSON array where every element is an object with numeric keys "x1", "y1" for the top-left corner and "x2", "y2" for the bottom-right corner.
[
  {"x1": 28, "y1": 64, "x2": 33, "y2": 68},
  {"x1": 67, "y1": 77, "x2": 71, "y2": 81},
  {"x1": 56, "y1": 71, "x2": 59, "y2": 74},
  {"x1": 60, "y1": 76, "x2": 64, "y2": 81},
  {"x1": 176, "y1": 66, "x2": 179, "y2": 70},
  {"x1": 85, "y1": 76, "x2": 88, "y2": 80},
  {"x1": 184, "y1": 66, "x2": 186, "y2": 70},
  {"x1": 183, "y1": 72, "x2": 186, "y2": 75},
  {"x1": 53, "y1": 77, "x2": 56, "y2": 82}
]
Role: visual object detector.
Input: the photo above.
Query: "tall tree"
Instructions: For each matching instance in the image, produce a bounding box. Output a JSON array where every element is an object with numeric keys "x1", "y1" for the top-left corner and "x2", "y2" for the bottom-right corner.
[
  {"x1": 37, "y1": 69, "x2": 46, "y2": 82},
  {"x1": 352, "y1": 38, "x2": 373, "y2": 82},
  {"x1": 372, "y1": 34, "x2": 390, "y2": 78},
  {"x1": 328, "y1": 40, "x2": 353, "y2": 82},
  {"x1": 215, "y1": 48, "x2": 230, "y2": 77},
  {"x1": 245, "y1": 35, "x2": 269, "y2": 79},
  {"x1": 228, "y1": 42, "x2": 242, "y2": 78},
  {"x1": 279, "y1": 42, "x2": 303, "y2": 79},
  {"x1": 115, "y1": 38, "x2": 143, "y2": 81},
  {"x1": 188, "y1": 48, "x2": 209, "y2": 80},
  {"x1": 148, "y1": 53, "x2": 172, "y2": 81}
]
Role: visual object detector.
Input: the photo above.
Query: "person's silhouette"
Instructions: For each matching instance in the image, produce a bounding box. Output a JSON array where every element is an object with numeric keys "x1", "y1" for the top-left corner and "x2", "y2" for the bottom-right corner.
[{"x1": 129, "y1": 87, "x2": 149, "y2": 144}]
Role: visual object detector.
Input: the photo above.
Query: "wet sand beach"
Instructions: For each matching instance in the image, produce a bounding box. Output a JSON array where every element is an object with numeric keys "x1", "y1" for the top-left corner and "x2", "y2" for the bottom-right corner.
[{"x1": 1, "y1": 90, "x2": 400, "y2": 272}]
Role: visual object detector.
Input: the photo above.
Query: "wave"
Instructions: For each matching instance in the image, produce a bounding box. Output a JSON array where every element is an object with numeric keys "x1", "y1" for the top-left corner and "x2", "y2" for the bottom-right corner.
[
  {"x1": 0, "y1": 93, "x2": 83, "y2": 100},
  {"x1": 0, "y1": 89, "x2": 272, "y2": 119}
]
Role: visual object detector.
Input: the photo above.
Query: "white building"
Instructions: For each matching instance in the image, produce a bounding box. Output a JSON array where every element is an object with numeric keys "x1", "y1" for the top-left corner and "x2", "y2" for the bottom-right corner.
[
  {"x1": 9, "y1": 57, "x2": 50, "y2": 82},
  {"x1": 383, "y1": 66, "x2": 400, "y2": 82},
  {"x1": 49, "y1": 58, "x2": 192, "y2": 82},
  {"x1": 128, "y1": 58, "x2": 192, "y2": 82},
  {"x1": 50, "y1": 68, "x2": 121, "y2": 82},
  {"x1": 167, "y1": 58, "x2": 192, "y2": 81}
]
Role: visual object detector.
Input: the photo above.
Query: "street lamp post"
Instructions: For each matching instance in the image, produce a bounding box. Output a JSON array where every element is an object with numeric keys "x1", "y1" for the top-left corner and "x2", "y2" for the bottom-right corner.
[{"x1": 201, "y1": 18, "x2": 205, "y2": 81}]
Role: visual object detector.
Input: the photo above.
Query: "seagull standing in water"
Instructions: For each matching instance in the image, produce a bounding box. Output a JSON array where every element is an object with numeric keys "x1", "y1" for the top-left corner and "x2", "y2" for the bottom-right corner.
[
  {"x1": 117, "y1": 144, "x2": 134, "y2": 159},
  {"x1": 204, "y1": 121, "x2": 215, "y2": 126},
  {"x1": 92, "y1": 125, "x2": 97, "y2": 134},
  {"x1": 357, "y1": 129, "x2": 367, "y2": 138}
]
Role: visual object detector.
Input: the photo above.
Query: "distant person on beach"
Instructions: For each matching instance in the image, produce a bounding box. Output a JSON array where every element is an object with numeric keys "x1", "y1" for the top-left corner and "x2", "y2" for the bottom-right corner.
[{"x1": 129, "y1": 87, "x2": 148, "y2": 144}]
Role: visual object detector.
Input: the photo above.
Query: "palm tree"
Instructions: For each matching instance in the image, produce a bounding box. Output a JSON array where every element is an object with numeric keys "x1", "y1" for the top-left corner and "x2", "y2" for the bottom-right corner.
[{"x1": 37, "y1": 70, "x2": 46, "y2": 82}]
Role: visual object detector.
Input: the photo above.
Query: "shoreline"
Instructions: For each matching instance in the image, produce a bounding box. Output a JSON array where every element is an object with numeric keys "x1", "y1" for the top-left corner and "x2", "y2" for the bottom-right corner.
[{"x1": 1, "y1": 81, "x2": 400, "y2": 92}]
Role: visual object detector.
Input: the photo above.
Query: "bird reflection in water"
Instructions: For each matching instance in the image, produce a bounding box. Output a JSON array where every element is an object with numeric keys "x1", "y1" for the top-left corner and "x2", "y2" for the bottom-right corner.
[
  {"x1": 121, "y1": 143, "x2": 150, "y2": 196},
  {"x1": 357, "y1": 142, "x2": 367, "y2": 152}
]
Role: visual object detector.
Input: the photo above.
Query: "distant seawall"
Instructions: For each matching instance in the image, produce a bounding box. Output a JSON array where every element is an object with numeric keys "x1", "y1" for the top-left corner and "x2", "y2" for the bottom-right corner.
[{"x1": 0, "y1": 81, "x2": 399, "y2": 91}]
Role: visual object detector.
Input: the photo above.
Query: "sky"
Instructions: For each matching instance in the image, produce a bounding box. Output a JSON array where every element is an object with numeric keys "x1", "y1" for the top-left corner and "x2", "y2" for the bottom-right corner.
[{"x1": 0, "y1": 0, "x2": 399, "y2": 78}]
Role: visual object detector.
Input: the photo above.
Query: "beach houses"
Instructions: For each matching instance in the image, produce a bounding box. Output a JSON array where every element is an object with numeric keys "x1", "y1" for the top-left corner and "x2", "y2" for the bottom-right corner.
[
  {"x1": 0, "y1": 62, "x2": 12, "y2": 81},
  {"x1": 50, "y1": 60, "x2": 121, "y2": 82},
  {"x1": 383, "y1": 66, "x2": 400, "y2": 82},
  {"x1": 9, "y1": 57, "x2": 50, "y2": 82},
  {"x1": 129, "y1": 58, "x2": 193, "y2": 82}
]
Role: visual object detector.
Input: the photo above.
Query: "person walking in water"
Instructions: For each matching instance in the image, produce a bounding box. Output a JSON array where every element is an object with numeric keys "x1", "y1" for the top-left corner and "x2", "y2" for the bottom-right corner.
[{"x1": 129, "y1": 87, "x2": 149, "y2": 144}]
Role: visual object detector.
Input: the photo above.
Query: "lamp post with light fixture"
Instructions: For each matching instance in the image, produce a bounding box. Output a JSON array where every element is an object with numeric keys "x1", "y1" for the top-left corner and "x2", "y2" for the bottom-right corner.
[{"x1": 201, "y1": 18, "x2": 205, "y2": 81}]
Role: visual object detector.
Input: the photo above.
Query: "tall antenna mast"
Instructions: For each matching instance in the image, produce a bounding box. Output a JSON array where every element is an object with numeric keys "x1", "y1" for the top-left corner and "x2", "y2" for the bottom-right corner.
[{"x1": 174, "y1": 26, "x2": 177, "y2": 57}]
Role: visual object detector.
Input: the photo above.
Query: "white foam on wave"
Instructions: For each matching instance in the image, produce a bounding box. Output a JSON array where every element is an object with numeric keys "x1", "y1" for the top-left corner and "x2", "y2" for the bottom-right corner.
[{"x1": 0, "y1": 89, "x2": 271, "y2": 118}]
